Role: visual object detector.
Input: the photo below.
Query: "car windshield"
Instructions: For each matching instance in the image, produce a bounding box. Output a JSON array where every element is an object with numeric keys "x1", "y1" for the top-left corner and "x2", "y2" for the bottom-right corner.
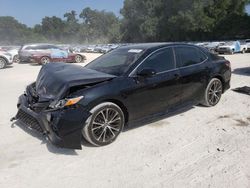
[{"x1": 85, "y1": 48, "x2": 144, "y2": 76}]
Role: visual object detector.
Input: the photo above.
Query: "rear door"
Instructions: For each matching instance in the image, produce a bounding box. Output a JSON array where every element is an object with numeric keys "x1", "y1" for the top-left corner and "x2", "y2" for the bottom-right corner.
[{"x1": 174, "y1": 46, "x2": 211, "y2": 104}]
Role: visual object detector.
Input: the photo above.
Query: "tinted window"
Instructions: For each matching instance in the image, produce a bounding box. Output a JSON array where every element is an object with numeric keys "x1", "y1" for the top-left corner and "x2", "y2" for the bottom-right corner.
[
  {"x1": 137, "y1": 48, "x2": 175, "y2": 73},
  {"x1": 175, "y1": 47, "x2": 207, "y2": 68}
]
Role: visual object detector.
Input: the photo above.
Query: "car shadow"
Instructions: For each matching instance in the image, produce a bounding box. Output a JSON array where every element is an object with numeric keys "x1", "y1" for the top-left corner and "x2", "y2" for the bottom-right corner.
[
  {"x1": 29, "y1": 64, "x2": 42, "y2": 67},
  {"x1": 11, "y1": 120, "x2": 78, "y2": 155},
  {"x1": 233, "y1": 67, "x2": 250, "y2": 76},
  {"x1": 0, "y1": 65, "x2": 13, "y2": 69},
  {"x1": 124, "y1": 104, "x2": 194, "y2": 132}
]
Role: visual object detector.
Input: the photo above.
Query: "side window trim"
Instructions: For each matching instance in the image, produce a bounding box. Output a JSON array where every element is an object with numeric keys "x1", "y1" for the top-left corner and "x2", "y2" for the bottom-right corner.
[
  {"x1": 173, "y1": 46, "x2": 208, "y2": 69},
  {"x1": 129, "y1": 46, "x2": 177, "y2": 77}
]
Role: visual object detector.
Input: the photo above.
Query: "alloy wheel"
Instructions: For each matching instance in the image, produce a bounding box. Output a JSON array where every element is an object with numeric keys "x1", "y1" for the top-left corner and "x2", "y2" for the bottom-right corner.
[
  {"x1": 91, "y1": 108, "x2": 123, "y2": 143},
  {"x1": 207, "y1": 80, "x2": 222, "y2": 106},
  {"x1": 40, "y1": 57, "x2": 50, "y2": 65},
  {"x1": 75, "y1": 55, "x2": 82, "y2": 63}
]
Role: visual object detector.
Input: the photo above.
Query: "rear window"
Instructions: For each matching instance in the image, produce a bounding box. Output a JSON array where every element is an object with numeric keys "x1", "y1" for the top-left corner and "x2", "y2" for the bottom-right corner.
[{"x1": 175, "y1": 46, "x2": 207, "y2": 68}]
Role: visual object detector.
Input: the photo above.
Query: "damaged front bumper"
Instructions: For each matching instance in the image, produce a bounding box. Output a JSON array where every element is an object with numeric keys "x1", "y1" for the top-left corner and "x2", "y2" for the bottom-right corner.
[{"x1": 15, "y1": 93, "x2": 91, "y2": 150}]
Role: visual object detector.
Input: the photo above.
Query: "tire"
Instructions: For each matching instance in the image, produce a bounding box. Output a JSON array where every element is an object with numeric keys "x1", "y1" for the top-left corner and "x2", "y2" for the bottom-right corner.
[
  {"x1": 13, "y1": 55, "x2": 20, "y2": 63},
  {"x1": 74, "y1": 54, "x2": 83, "y2": 63},
  {"x1": 201, "y1": 78, "x2": 223, "y2": 107},
  {"x1": 82, "y1": 102, "x2": 125, "y2": 146},
  {"x1": 40, "y1": 56, "x2": 50, "y2": 65},
  {"x1": 242, "y1": 49, "x2": 246, "y2": 54},
  {"x1": 0, "y1": 57, "x2": 7, "y2": 69}
]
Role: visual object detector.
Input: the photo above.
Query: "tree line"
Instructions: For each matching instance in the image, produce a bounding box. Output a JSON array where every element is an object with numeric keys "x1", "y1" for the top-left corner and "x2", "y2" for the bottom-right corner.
[{"x1": 0, "y1": 0, "x2": 250, "y2": 45}]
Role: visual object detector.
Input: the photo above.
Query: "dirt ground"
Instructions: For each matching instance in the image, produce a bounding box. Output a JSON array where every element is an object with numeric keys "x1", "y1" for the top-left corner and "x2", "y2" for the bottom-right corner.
[{"x1": 0, "y1": 53, "x2": 250, "y2": 188}]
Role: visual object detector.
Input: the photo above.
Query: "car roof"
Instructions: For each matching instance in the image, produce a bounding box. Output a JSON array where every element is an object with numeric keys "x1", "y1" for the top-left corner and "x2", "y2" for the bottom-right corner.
[{"x1": 118, "y1": 42, "x2": 197, "y2": 51}]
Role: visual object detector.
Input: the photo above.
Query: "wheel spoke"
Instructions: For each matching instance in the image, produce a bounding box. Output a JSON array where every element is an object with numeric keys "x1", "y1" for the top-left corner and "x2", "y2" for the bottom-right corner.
[
  {"x1": 109, "y1": 126, "x2": 120, "y2": 132},
  {"x1": 107, "y1": 127, "x2": 116, "y2": 138},
  {"x1": 109, "y1": 117, "x2": 121, "y2": 124},
  {"x1": 93, "y1": 121, "x2": 103, "y2": 126},
  {"x1": 97, "y1": 130, "x2": 105, "y2": 141},
  {"x1": 92, "y1": 125, "x2": 103, "y2": 131},
  {"x1": 106, "y1": 108, "x2": 109, "y2": 121},
  {"x1": 100, "y1": 111, "x2": 106, "y2": 121},
  {"x1": 102, "y1": 129, "x2": 107, "y2": 142}
]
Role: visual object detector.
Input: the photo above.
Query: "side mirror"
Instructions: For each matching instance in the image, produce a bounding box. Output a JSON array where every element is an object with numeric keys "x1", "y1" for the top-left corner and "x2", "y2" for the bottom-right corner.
[{"x1": 137, "y1": 68, "x2": 156, "y2": 77}]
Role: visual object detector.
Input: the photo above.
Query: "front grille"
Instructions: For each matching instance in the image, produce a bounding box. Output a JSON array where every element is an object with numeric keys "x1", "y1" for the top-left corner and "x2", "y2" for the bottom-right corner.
[{"x1": 16, "y1": 109, "x2": 43, "y2": 133}]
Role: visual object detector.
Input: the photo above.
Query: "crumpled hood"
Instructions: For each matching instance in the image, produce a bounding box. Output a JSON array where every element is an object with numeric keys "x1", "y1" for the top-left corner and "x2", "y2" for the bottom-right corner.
[{"x1": 36, "y1": 63, "x2": 116, "y2": 100}]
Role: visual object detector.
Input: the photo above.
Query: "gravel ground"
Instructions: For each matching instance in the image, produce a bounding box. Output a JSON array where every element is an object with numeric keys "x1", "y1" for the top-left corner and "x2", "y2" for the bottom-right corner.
[{"x1": 0, "y1": 53, "x2": 250, "y2": 188}]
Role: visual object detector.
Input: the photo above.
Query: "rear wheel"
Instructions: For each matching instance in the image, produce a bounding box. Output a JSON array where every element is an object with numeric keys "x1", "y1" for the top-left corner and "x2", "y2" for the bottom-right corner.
[
  {"x1": 82, "y1": 102, "x2": 125, "y2": 146},
  {"x1": 40, "y1": 56, "x2": 50, "y2": 65},
  {"x1": 201, "y1": 78, "x2": 223, "y2": 107},
  {"x1": 242, "y1": 48, "x2": 246, "y2": 54},
  {"x1": 0, "y1": 57, "x2": 6, "y2": 69},
  {"x1": 75, "y1": 54, "x2": 83, "y2": 63}
]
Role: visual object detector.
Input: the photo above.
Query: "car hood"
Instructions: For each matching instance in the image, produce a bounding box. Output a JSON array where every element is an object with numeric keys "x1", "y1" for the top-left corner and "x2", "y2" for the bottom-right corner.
[{"x1": 36, "y1": 63, "x2": 116, "y2": 100}]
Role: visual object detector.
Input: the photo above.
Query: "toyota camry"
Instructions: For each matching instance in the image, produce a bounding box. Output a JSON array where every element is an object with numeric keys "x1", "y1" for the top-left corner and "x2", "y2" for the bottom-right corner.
[{"x1": 14, "y1": 43, "x2": 231, "y2": 149}]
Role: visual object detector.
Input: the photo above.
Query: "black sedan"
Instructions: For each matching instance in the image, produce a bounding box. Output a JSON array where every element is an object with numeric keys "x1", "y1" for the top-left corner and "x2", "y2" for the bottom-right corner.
[{"x1": 14, "y1": 43, "x2": 231, "y2": 149}]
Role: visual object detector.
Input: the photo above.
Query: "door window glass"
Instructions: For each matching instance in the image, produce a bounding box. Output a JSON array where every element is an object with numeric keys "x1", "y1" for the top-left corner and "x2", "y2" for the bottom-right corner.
[
  {"x1": 175, "y1": 47, "x2": 207, "y2": 68},
  {"x1": 137, "y1": 48, "x2": 175, "y2": 73}
]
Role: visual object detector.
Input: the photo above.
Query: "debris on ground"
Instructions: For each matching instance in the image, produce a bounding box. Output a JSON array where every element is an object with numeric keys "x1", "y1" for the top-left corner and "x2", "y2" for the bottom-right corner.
[{"x1": 232, "y1": 86, "x2": 250, "y2": 96}]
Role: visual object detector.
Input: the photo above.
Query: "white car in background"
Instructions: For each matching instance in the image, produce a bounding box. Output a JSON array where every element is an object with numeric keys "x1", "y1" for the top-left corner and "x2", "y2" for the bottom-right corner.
[
  {"x1": 246, "y1": 39, "x2": 250, "y2": 52},
  {"x1": 0, "y1": 51, "x2": 13, "y2": 69},
  {"x1": 0, "y1": 46, "x2": 20, "y2": 63},
  {"x1": 217, "y1": 41, "x2": 247, "y2": 54}
]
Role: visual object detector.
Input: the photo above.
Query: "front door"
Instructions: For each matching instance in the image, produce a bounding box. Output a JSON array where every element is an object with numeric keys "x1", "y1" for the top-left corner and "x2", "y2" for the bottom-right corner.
[{"x1": 124, "y1": 47, "x2": 182, "y2": 120}]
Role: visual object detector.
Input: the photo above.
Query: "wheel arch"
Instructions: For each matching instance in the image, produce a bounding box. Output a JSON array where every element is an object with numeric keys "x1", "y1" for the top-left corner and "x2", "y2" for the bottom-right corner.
[
  {"x1": 90, "y1": 99, "x2": 129, "y2": 124},
  {"x1": 0, "y1": 56, "x2": 8, "y2": 63},
  {"x1": 212, "y1": 75, "x2": 225, "y2": 93}
]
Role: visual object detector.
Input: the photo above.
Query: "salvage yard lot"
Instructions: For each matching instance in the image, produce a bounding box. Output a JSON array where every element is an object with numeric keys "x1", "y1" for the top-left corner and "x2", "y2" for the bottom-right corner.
[{"x1": 0, "y1": 53, "x2": 250, "y2": 188}]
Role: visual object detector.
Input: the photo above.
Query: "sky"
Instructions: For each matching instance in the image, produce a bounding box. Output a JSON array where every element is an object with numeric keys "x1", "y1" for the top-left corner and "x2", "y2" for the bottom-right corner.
[
  {"x1": 0, "y1": 0, "x2": 124, "y2": 27},
  {"x1": 0, "y1": 0, "x2": 249, "y2": 27}
]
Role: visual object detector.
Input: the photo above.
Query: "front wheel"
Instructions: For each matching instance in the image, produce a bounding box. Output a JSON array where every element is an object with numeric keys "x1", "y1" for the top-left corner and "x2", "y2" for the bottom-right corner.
[
  {"x1": 82, "y1": 102, "x2": 125, "y2": 146},
  {"x1": 0, "y1": 57, "x2": 7, "y2": 69},
  {"x1": 13, "y1": 55, "x2": 20, "y2": 63},
  {"x1": 201, "y1": 78, "x2": 223, "y2": 107}
]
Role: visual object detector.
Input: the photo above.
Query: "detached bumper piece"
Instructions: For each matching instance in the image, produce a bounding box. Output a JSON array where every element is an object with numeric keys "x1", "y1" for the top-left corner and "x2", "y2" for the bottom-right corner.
[{"x1": 15, "y1": 93, "x2": 91, "y2": 150}]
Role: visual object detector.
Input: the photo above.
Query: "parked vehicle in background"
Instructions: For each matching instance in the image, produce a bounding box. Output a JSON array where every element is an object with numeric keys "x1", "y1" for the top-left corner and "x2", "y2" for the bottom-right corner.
[
  {"x1": 0, "y1": 51, "x2": 13, "y2": 69},
  {"x1": 15, "y1": 43, "x2": 231, "y2": 149},
  {"x1": 246, "y1": 39, "x2": 250, "y2": 52},
  {"x1": 0, "y1": 46, "x2": 20, "y2": 63},
  {"x1": 30, "y1": 49, "x2": 86, "y2": 65},
  {"x1": 18, "y1": 44, "x2": 85, "y2": 64},
  {"x1": 203, "y1": 42, "x2": 225, "y2": 54},
  {"x1": 217, "y1": 41, "x2": 247, "y2": 54}
]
